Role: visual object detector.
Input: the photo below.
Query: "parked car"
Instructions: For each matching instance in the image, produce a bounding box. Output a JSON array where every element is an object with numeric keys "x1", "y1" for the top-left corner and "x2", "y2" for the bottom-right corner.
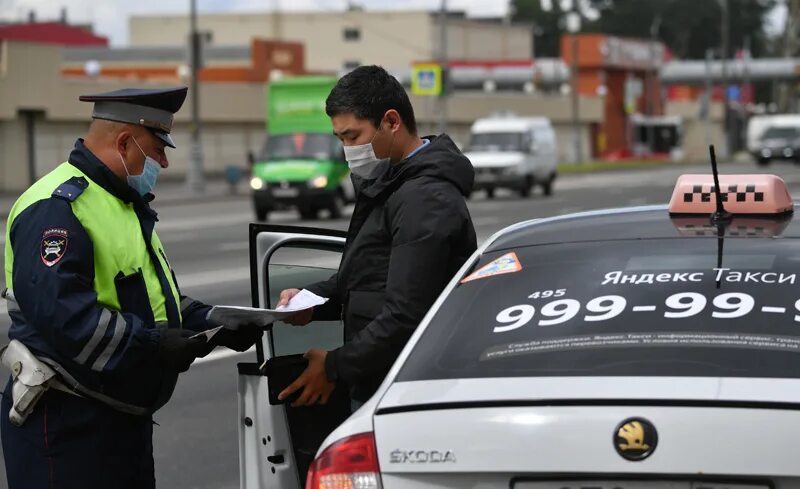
[{"x1": 238, "y1": 170, "x2": 800, "y2": 489}]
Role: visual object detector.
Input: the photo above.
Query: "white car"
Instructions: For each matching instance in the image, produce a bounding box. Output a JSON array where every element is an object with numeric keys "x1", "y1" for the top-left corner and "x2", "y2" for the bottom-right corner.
[
  {"x1": 238, "y1": 174, "x2": 800, "y2": 489},
  {"x1": 464, "y1": 114, "x2": 558, "y2": 198}
]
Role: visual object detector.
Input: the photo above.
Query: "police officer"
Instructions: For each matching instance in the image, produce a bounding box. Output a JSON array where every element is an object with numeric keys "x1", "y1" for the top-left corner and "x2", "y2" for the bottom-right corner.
[{"x1": 1, "y1": 87, "x2": 263, "y2": 489}]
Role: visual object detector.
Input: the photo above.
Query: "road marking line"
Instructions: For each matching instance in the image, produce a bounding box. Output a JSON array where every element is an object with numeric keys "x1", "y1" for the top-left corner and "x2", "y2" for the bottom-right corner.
[
  {"x1": 218, "y1": 242, "x2": 249, "y2": 252},
  {"x1": 762, "y1": 306, "x2": 786, "y2": 313},
  {"x1": 177, "y1": 266, "x2": 250, "y2": 288},
  {"x1": 633, "y1": 305, "x2": 657, "y2": 312}
]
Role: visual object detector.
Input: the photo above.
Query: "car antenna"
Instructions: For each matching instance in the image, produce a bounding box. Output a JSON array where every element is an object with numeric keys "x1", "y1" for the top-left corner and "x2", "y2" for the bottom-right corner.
[
  {"x1": 708, "y1": 144, "x2": 730, "y2": 289},
  {"x1": 709, "y1": 145, "x2": 732, "y2": 224}
]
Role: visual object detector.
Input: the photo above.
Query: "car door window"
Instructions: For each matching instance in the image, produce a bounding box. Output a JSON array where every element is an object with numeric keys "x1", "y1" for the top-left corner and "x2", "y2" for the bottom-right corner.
[{"x1": 266, "y1": 246, "x2": 343, "y2": 357}]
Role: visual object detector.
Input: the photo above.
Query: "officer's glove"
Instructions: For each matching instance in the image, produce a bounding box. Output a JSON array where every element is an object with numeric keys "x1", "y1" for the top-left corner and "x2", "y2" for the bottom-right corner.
[
  {"x1": 213, "y1": 327, "x2": 262, "y2": 352},
  {"x1": 157, "y1": 327, "x2": 209, "y2": 373}
]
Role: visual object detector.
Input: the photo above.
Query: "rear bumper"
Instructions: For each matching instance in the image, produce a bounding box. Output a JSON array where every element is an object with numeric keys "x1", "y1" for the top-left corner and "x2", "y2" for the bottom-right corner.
[
  {"x1": 755, "y1": 148, "x2": 800, "y2": 161},
  {"x1": 473, "y1": 169, "x2": 528, "y2": 189}
]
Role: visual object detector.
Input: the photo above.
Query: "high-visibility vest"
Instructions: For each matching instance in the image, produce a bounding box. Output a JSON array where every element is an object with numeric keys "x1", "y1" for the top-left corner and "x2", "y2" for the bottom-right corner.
[{"x1": 5, "y1": 162, "x2": 181, "y2": 325}]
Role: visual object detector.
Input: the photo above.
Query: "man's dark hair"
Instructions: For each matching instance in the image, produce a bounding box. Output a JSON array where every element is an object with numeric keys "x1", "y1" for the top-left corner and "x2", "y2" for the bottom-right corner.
[{"x1": 326, "y1": 65, "x2": 417, "y2": 135}]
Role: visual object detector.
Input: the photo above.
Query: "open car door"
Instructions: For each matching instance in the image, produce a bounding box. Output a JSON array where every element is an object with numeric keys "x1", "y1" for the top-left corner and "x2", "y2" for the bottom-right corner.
[{"x1": 238, "y1": 224, "x2": 351, "y2": 489}]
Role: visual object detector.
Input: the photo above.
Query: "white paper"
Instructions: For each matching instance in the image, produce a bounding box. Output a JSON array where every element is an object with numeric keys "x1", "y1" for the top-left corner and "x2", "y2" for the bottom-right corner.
[
  {"x1": 190, "y1": 325, "x2": 223, "y2": 341},
  {"x1": 206, "y1": 290, "x2": 328, "y2": 331},
  {"x1": 276, "y1": 289, "x2": 328, "y2": 312}
]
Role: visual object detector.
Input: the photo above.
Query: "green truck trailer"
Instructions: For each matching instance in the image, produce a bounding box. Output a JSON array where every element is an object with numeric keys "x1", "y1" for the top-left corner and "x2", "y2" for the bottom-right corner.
[{"x1": 249, "y1": 76, "x2": 354, "y2": 221}]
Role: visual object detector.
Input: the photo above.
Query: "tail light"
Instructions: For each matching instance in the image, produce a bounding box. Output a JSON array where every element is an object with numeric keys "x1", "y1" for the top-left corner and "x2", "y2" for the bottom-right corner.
[{"x1": 306, "y1": 432, "x2": 382, "y2": 489}]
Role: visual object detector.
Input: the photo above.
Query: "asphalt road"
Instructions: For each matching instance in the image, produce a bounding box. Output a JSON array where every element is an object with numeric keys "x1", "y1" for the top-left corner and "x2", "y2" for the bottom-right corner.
[{"x1": 2, "y1": 159, "x2": 800, "y2": 488}]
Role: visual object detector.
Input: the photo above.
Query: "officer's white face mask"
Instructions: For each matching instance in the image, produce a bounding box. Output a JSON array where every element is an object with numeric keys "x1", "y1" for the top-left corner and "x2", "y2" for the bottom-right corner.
[{"x1": 344, "y1": 122, "x2": 395, "y2": 179}]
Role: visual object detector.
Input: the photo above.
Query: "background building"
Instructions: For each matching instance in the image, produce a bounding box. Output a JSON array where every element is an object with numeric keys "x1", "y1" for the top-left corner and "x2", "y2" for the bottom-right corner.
[
  {"x1": 0, "y1": 39, "x2": 609, "y2": 194},
  {"x1": 128, "y1": 9, "x2": 533, "y2": 73}
]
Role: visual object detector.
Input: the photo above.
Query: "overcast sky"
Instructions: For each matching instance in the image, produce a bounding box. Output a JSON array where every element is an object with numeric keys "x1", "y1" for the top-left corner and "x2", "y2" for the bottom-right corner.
[
  {"x1": 0, "y1": 0, "x2": 508, "y2": 46},
  {"x1": 0, "y1": 0, "x2": 787, "y2": 47}
]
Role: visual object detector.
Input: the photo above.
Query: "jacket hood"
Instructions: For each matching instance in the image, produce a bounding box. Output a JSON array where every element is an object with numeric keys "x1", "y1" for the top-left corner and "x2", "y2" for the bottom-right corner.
[{"x1": 362, "y1": 134, "x2": 474, "y2": 198}]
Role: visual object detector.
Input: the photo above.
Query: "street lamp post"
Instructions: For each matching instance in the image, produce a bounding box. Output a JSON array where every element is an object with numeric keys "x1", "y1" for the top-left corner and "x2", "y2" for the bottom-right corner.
[
  {"x1": 648, "y1": 14, "x2": 662, "y2": 156},
  {"x1": 187, "y1": 0, "x2": 205, "y2": 193},
  {"x1": 438, "y1": 0, "x2": 448, "y2": 135},
  {"x1": 567, "y1": 8, "x2": 583, "y2": 164},
  {"x1": 719, "y1": 0, "x2": 730, "y2": 158},
  {"x1": 704, "y1": 48, "x2": 714, "y2": 150}
]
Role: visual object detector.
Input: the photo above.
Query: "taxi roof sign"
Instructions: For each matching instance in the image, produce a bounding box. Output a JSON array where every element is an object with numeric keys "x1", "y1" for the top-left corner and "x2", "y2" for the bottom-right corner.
[{"x1": 669, "y1": 174, "x2": 793, "y2": 215}]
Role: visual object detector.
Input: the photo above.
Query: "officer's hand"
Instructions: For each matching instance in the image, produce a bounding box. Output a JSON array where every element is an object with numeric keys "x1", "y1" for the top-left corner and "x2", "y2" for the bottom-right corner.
[
  {"x1": 214, "y1": 327, "x2": 262, "y2": 352},
  {"x1": 278, "y1": 348, "x2": 335, "y2": 407},
  {"x1": 157, "y1": 327, "x2": 209, "y2": 373},
  {"x1": 277, "y1": 288, "x2": 314, "y2": 326}
]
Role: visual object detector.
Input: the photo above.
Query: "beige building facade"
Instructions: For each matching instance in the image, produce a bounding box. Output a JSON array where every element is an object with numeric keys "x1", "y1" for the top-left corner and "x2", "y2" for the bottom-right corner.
[
  {"x1": 0, "y1": 40, "x2": 721, "y2": 195},
  {"x1": 0, "y1": 40, "x2": 605, "y2": 194},
  {"x1": 129, "y1": 10, "x2": 533, "y2": 72}
]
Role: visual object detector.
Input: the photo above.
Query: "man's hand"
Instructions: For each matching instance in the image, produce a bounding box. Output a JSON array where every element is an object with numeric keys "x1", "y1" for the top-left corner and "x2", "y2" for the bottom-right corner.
[
  {"x1": 277, "y1": 288, "x2": 314, "y2": 326},
  {"x1": 278, "y1": 348, "x2": 335, "y2": 407}
]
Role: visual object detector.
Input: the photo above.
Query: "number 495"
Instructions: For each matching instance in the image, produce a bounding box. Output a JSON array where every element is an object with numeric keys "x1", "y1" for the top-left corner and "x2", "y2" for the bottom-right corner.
[{"x1": 528, "y1": 289, "x2": 566, "y2": 299}]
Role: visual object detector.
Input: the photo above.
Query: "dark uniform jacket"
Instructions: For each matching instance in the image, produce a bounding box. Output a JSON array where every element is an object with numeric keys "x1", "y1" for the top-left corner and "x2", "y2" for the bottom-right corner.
[
  {"x1": 308, "y1": 134, "x2": 477, "y2": 401},
  {"x1": 5, "y1": 140, "x2": 211, "y2": 412}
]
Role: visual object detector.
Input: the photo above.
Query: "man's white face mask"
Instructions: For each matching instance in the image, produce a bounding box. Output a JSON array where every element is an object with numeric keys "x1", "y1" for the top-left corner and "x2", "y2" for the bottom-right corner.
[{"x1": 343, "y1": 121, "x2": 394, "y2": 178}]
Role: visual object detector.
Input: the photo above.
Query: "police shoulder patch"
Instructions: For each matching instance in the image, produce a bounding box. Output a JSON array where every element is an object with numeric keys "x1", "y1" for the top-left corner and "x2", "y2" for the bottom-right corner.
[
  {"x1": 41, "y1": 228, "x2": 69, "y2": 267},
  {"x1": 51, "y1": 177, "x2": 89, "y2": 202}
]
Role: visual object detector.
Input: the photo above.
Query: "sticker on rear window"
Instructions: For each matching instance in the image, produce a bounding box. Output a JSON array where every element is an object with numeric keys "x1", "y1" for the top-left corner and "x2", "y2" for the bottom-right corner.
[{"x1": 461, "y1": 252, "x2": 522, "y2": 284}]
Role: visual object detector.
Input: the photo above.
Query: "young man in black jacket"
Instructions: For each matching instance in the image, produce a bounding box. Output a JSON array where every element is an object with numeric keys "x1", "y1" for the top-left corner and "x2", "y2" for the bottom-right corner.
[{"x1": 277, "y1": 65, "x2": 477, "y2": 409}]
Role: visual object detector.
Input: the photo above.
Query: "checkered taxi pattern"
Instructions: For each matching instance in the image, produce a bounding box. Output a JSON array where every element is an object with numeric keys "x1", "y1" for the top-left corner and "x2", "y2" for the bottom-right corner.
[{"x1": 683, "y1": 184, "x2": 764, "y2": 204}]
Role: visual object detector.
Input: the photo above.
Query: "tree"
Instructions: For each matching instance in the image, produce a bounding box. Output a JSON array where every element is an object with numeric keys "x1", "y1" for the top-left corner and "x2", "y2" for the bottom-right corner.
[{"x1": 511, "y1": 0, "x2": 779, "y2": 59}]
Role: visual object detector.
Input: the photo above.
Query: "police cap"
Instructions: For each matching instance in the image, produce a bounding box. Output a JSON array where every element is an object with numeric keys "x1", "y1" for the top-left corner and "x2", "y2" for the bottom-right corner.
[{"x1": 79, "y1": 87, "x2": 188, "y2": 148}]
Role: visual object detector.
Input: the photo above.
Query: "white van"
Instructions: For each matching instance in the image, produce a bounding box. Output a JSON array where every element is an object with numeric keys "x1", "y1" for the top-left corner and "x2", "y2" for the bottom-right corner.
[
  {"x1": 464, "y1": 114, "x2": 558, "y2": 198},
  {"x1": 747, "y1": 114, "x2": 800, "y2": 154}
]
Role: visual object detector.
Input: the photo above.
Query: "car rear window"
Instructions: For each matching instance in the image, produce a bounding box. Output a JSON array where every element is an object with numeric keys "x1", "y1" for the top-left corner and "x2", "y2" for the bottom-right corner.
[{"x1": 396, "y1": 238, "x2": 800, "y2": 382}]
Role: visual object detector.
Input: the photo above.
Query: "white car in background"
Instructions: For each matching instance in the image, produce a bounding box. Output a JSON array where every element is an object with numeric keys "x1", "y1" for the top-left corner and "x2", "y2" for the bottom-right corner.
[
  {"x1": 238, "y1": 173, "x2": 800, "y2": 489},
  {"x1": 464, "y1": 114, "x2": 558, "y2": 199}
]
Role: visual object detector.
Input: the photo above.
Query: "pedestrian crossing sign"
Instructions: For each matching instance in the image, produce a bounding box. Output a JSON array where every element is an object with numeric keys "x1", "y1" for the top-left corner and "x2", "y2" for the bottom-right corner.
[{"x1": 411, "y1": 63, "x2": 443, "y2": 96}]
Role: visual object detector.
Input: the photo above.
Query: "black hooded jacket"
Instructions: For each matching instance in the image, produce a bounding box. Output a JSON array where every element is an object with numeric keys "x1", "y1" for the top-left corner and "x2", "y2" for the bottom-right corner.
[{"x1": 307, "y1": 134, "x2": 477, "y2": 401}]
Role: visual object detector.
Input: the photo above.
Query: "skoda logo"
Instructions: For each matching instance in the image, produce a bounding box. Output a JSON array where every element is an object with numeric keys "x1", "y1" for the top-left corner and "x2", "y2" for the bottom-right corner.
[{"x1": 614, "y1": 417, "x2": 657, "y2": 461}]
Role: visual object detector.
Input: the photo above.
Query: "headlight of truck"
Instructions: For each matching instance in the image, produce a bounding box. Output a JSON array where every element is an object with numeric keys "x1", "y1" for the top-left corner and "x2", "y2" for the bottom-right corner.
[
  {"x1": 250, "y1": 177, "x2": 264, "y2": 190},
  {"x1": 310, "y1": 175, "x2": 328, "y2": 189}
]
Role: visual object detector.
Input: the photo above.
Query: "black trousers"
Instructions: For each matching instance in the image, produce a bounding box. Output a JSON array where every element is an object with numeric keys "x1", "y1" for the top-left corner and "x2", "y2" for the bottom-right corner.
[{"x1": 1, "y1": 381, "x2": 155, "y2": 489}]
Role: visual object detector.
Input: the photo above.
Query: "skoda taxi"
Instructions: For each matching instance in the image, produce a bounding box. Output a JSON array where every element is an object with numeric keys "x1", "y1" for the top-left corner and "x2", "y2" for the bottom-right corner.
[{"x1": 238, "y1": 163, "x2": 800, "y2": 489}]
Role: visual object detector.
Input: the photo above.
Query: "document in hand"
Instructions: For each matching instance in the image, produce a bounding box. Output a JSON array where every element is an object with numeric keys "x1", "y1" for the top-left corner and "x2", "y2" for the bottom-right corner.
[{"x1": 202, "y1": 289, "x2": 328, "y2": 333}]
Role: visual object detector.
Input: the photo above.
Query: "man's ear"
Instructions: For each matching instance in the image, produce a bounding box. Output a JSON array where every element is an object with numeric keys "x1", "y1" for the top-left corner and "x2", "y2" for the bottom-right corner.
[
  {"x1": 115, "y1": 130, "x2": 131, "y2": 155},
  {"x1": 384, "y1": 110, "x2": 403, "y2": 133}
]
